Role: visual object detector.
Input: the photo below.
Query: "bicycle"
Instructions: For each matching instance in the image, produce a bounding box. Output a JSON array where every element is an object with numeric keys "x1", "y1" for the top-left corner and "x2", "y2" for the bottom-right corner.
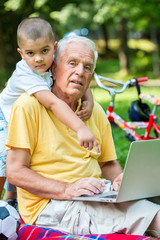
[{"x1": 94, "y1": 73, "x2": 160, "y2": 141}]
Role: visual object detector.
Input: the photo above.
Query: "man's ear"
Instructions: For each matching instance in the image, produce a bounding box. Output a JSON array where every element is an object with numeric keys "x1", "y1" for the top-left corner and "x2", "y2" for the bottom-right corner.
[
  {"x1": 17, "y1": 48, "x2": 24, "y2": 59},
  {"x1": 51, "y1": 60, "x2": 56, "y2": 80},
  {"x1": 91, "y1": 71, "x2": 95, "y2": 80}
]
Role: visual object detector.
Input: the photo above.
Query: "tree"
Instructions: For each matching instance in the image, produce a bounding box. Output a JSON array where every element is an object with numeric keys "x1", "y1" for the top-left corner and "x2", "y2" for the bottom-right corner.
[
  {"x1": 0, "y1": 0, "x2": 37, "y2": 71},
  {"x1": 1, "y1": 0, "x2": 160, "y2": 77}
]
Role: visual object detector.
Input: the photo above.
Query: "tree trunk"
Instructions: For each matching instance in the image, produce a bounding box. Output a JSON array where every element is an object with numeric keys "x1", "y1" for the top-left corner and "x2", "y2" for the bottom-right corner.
[
  {"x1": 0, "y1": 0, "x2": 37, "y2": 72},
  {"x1": 101, "y1": 23, "x2": 112, "y2": 56},
  {"x1": 150, "y1": 23, "x2": 159, "y2": 77},
  {"x1": 117, "y1": 18, "x2": 129, "y2": 75},
  {"x1": 0, "y1": 18, "x2": 6, "y2": 70}
]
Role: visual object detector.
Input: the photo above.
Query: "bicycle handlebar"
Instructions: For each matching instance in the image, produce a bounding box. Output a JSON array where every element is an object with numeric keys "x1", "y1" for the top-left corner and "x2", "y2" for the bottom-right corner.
[
  {"x1": 137, "y1": 77, "x2": 148, "y2": 82},
  {"x1": 94, "y1": 73, "x2": 148, "y2": 96}
]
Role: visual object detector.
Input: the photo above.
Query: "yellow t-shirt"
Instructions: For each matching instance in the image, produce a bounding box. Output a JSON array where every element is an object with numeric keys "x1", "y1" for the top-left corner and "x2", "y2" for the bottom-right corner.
[{"x1": 6, "y1": 93, "x2": 117, "y2": 225}]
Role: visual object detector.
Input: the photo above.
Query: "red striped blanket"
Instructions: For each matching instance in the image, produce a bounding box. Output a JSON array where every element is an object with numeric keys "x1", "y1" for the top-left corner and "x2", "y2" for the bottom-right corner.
[{"x1": 17, "y1": 224, "x2": 158, "y2": 240}]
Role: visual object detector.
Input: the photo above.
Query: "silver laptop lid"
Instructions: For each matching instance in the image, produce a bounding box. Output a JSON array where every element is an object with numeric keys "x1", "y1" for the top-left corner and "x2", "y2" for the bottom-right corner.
[{"x1": 116, "y1": 139, "x2": 160, "y2": 202}]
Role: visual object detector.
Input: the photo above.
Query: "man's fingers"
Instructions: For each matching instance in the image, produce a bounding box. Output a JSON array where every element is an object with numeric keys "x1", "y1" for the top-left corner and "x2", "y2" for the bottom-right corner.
[
  {"x1": 112, "y1": 182, "x2": 119, "y2": 191},
  {"x1": 73, "y1": 178, "x2": 104, "y2": 196}
]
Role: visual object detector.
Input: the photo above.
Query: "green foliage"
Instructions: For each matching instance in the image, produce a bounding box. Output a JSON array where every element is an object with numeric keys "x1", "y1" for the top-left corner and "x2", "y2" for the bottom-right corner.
[
  {"x1": 95, "y1": 59, "x2": 120, "y2": 74},
  {"x1": 4, "y1": 0, "x2": 22, "y2": 11},
  {"x1": 0, "y1": 70, "x2": 11, "y2": 91},
  {"x1": 1, "y1": 0, "x2": 160, "y2": 78}
]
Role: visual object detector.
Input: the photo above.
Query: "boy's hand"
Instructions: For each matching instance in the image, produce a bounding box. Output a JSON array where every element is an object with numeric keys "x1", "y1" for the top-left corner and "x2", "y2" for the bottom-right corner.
[
  {"x1": 76, "y1": 100, "x2": 93, "y2": 122},
  {"x1": 77, "y1": 125, "x2": 100, "y2": 154}
]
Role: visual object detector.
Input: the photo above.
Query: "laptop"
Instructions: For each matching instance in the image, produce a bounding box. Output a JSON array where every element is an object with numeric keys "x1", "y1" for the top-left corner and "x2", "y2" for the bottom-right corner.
[{"x1": 72, "y1": 139, "x2": 160, "y2": 203}]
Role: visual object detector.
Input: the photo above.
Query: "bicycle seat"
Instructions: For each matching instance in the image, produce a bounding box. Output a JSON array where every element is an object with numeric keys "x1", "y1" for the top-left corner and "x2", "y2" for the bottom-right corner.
[{"x1": 139, "y1": 93, "x2": 160, "y2": 106}]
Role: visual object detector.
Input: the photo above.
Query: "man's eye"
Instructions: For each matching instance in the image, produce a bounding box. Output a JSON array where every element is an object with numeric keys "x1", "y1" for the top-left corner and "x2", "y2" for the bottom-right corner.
[
  {"x1": 42, "y1": 49, "x2": 49, "y2": 54},
  {"x1": 70, "y1": 61, "x2": 76, "y2": 66},
  {"x1": 27, "y1": 52, "x2": 34, "y2": 56},
  {"x1": 85, "y1": 65, "x2": 91, "y2": 71}
]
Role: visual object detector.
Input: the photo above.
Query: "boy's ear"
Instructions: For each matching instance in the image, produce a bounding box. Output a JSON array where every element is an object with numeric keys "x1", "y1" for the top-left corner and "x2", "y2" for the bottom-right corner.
[
  {"x1": 17, "y1": 48, "x2": 24, "y2": 59},
  {"x1": 54, "y1": 41, "x2": 58, "y2": 51},
  {"x1": 51, "y1": 60, "x2": 56, "y2": 80}
]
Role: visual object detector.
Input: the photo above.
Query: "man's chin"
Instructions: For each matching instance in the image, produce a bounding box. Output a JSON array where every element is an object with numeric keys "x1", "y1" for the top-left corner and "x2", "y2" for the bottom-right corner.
[{"x1": 69, "y1": 89, "x2": 84, "y2": 99}]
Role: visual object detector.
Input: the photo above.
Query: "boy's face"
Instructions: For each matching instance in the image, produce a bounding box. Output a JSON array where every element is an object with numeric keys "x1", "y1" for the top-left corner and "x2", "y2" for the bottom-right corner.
[{"x1": 17, "y1": 37, "x2": 57, "y2": 73}]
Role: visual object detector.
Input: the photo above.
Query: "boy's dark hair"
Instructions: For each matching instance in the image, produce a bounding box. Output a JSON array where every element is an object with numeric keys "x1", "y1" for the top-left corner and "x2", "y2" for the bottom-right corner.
[{"x1": 17, "y1": 17, "x2": 55, "y2": 47}]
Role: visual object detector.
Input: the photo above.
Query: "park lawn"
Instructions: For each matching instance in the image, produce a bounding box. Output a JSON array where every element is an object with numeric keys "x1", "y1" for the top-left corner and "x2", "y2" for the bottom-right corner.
[{"x1": 91, "y1": 85, "x2": 160, "y2": 168}]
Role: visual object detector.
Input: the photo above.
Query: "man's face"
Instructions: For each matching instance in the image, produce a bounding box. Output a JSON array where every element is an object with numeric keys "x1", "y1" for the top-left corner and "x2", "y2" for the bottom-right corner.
[
  {"x1": 17, "y1": 37, "x2": 56, "y2": 73},
  {"x1": 54, "y1": 42, "x2": 95, "y2": 100}
]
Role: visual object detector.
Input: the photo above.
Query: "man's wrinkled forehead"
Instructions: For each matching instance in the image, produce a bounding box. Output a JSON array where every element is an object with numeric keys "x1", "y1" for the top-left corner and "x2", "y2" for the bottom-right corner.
[{"x1": 64, "y1": 42, "x2": 94, "y2": 63}]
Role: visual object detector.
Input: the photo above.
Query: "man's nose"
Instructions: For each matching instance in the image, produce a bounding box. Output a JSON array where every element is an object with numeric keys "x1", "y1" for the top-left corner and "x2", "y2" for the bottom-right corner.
[
  {"x1": 75, "y1": 64, "x2": 84, "y2": 76},
  {"x1": 35, "y1": 55, "x2": 43, "y2": 62}
]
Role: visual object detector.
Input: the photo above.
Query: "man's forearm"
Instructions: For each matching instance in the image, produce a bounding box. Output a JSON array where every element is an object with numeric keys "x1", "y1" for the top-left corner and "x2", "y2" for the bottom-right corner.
[
  {"x1": 6, "y1": 148, "x2": 67, "y2": 199},
  {"x1": 8, "y1": 164, "x2": 67, "y2": 199},
  {"x1": 100, "y1": 160, "x2": 123, "y2": 182},
  {"x1": 7, "y1": 148, "x2": 114, "y2": 200}
]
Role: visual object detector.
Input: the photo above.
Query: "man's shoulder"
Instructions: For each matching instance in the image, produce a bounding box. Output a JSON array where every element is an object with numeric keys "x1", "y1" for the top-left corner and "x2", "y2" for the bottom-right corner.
[
  {"x1": 92, "y1": 101, "x2": 109, "y2": 124},
  {"x1": 15, "y1": 92, "x2": 39, "y2": 107},
  {"x1": 93, "y1": 101, "x2": 106, "y2": 114},
  {"x1": 12, "y1": 93, "x2": 42, "y2": 119}
]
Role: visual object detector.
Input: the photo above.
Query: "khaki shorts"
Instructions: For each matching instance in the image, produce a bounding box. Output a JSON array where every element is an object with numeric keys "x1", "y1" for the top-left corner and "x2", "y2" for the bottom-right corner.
[{"x1": 36, "y1": 199, "x2": 160, "y2": 235}]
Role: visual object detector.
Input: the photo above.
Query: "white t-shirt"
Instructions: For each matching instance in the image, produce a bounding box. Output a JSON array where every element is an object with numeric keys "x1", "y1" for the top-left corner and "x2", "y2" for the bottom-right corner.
[{"x1": 0, "y1": 59, "x2": 53, "y2": 122}]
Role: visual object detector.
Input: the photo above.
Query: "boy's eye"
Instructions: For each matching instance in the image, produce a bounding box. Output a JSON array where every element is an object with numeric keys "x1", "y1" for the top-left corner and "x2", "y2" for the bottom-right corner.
[
  {"x1": 27, "y1": 51, "x2": 34, "y2": 56},
  {"x1": 42, "y1": 49, "x2": 49, "y2": 54}
]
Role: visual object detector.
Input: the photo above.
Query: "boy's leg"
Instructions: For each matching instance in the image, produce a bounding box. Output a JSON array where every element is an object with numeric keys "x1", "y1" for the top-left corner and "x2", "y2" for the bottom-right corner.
[
  {"x1": 3, "y1": 190, "x2": 17, "y2": 200},
  {"x1": 3, "y1": 179, "x2": 18, "y2": 211},
  {"x1": 0, "y1": 107, "x2": 17, "y2": 207},
  {"x1": 0, "y1": 108, "x2": 8, "y2": 199},
  {"x1": 3, "y1": 179, "x2": 17, "y2": 200}
]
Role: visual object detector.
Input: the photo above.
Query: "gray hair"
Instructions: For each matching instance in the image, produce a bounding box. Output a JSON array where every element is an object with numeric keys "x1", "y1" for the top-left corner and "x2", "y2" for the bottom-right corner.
[{"x1": 55, "y1": 35, "x2": 98, "y2": 71}]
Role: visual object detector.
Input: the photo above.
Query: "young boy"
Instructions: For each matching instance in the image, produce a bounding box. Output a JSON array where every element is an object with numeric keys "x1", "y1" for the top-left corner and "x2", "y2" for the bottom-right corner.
[{"x1": 0, "y1": 17, "x2": 99, "y2": 202}]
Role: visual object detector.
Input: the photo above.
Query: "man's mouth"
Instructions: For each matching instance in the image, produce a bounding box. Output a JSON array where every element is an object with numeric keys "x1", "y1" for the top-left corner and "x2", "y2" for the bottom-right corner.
[{"x1": 71, "y1": 81, "x2": 83, "y2": 86}]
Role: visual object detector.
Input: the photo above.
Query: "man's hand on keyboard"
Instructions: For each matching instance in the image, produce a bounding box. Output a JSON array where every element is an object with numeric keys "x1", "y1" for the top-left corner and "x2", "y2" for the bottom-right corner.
[{"x1": 112, "y1": 172, "x2": 123, "y2": 191}]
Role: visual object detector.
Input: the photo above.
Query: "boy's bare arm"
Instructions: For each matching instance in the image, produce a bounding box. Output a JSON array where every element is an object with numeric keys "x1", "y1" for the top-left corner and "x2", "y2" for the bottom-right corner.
[
  {"x1": 77, "y1": 88, "x2": 94, "y2": 121},
  {"x1": 82, "y1": 88, "x2": 94, "y2": 106},
  {"x1": 34, "y1": 90, "x2": 100, "y2": 153}
]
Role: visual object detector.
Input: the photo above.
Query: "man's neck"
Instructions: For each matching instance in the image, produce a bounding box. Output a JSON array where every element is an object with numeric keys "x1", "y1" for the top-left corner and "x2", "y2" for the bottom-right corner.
[{"x1": 52, "y1": 86, "x2": 78, "y2": 112}]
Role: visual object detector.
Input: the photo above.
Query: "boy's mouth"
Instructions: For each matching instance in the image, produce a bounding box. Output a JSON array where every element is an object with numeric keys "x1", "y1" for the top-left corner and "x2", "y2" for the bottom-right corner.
[{"x1": 36, "y1": 64, "x2": 45, "y2": 69}]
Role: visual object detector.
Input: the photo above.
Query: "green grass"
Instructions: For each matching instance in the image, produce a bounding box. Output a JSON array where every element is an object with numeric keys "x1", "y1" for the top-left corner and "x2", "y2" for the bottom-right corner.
[
  {"x1": 91, "y1": 86, "x2": 160, "y2": 168},
  {"x1": 1, "y1": 189, "x2": 5, "y2": 200}
]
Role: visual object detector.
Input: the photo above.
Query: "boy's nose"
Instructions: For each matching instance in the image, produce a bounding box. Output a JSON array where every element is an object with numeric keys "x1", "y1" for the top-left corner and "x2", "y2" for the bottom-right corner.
[{"x1": 35, "y1": 55, "x2": 43, "y2": 62}]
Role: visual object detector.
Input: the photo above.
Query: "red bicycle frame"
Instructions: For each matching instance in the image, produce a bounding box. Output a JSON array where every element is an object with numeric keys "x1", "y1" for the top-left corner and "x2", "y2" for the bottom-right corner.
[{"x1": 94, "y1": 73, "x2": 160, "y2": 141}]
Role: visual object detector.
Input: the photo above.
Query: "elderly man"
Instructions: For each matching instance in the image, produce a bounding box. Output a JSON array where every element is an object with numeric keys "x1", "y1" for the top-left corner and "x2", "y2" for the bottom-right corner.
[{"x1": 6, "y1": 35, "x2": 160, "y2": 237}]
